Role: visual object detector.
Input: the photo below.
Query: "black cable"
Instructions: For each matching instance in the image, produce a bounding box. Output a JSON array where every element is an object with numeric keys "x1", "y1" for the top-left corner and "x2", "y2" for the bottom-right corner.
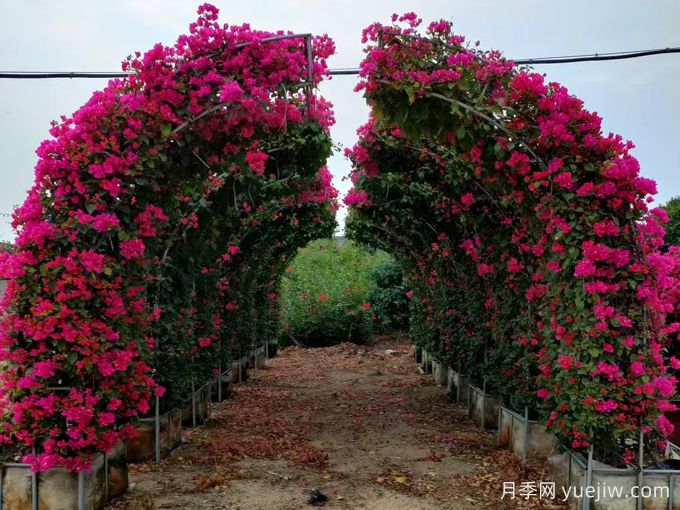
[
  {"x1": 0, "y1": 47, "x2": 678, "y2": 79},
  {"x1": 0, "y1": 72, "x2": 129, "y2": 79},
  {"x1": 515, "y1": 47, "x2": 680, "y2": 65}
]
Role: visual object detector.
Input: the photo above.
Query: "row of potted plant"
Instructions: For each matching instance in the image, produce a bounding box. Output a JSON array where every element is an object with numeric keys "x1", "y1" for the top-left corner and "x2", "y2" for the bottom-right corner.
[
  {"x1": 345, "y1": 12, "x2": 680, "y2": 474},
  {"x1": 418, "y1": 348, "x2": 680, "y2": 510},
  {"x1": 419, "y1": 346, "x2": 563, "y2": 461},
  {"x1": 0, "y1": 341, "x2": 277, "y2": 510}
]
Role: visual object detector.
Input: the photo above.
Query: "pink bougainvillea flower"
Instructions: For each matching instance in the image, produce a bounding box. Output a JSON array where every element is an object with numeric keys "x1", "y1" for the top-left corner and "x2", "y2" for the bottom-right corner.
[
  {"x1": 32, "y1": 360, "x2": 60, "y2": 379},
  {"x1": 245, "y1": 151, "x2": 268, "y2": 176},
  {"x1": 92, "y1": 213, "x2": 120, "y2": 232},
  {"x1": 79, "y1": 250, "x2": 106, "y2": 273},
  {"x1": 460, "y1": 193, "x2": 475, "y2": 207},
  {"x1": 119, "y1": 239, "x2": 145, "y2": 260},
  {"x1": 219, "y1": 81, "x2": 244, "y2": 103}
]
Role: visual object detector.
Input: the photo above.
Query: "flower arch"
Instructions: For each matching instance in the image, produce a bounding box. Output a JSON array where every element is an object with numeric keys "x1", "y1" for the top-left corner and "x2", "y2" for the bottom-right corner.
[
  {"x1": 0, "y1": 4, "x2": 337, "y2": 471},
  {"x1": 345, "y1": 14, "x2": 679, "y2": 462}
]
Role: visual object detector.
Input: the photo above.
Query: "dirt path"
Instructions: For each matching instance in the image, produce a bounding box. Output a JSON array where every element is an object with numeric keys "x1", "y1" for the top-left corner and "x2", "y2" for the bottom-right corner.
[{"x1": 109, "y1": 336, "x2": 563, "y2": 509}]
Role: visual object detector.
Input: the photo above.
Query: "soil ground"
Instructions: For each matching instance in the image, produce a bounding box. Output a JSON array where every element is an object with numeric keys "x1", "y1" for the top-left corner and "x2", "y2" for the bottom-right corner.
[{"x1": 108, "y1": 336, "x2": 564, "y2": 509}]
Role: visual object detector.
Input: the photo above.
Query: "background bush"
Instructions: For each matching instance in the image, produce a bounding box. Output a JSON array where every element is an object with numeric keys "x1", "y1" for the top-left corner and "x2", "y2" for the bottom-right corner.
[
  {"x1": 279, "y1": 238, "x2": 405, "y2": 345},
  {"x1": 662, "y1": 196, "x2": 680, "y2": 248},
  {"x1": 367, "y1": 260, "x2": 409, "y2": 332}
]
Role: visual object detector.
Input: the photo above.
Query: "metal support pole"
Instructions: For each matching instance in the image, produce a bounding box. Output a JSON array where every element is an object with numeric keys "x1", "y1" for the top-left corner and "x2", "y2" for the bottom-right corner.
[
  {"x1": 482, "y1": 349, "x2": 488, "y2": 428},
  {"x1": 481, "y1": 378, "x2": 487, "y2": 429},
  {"x1": 238, "y1": 346, "x2": 243, "y2": 384},
  {"x1": 522, "y1": 407, "x2": 529, "y2": 460},
  {"x1": 31, "y1": 471, "x2": 38, "y2": 510},
  {"x1": 104, "y1": 453, "x2": 109, "y2": 501},
  {"x1": 191, "y1": 377, "x2": 197, "y2": 428},
  {"x1": 497, "y1": 405, "x2": 503, "y2": 436},
  {"x1": 207, "y1": 385, "x2": 211, "y2": 421},
  {"x1": 178, "y1": 409, "x2": 183, "y2": 446},
  {"x1": 31, "y1": 447, "x2": 38, "y2": 510},
  {"x1": 305, "y1": 35, "x2": 314, "y2": 115},
  {"x1": 206, "y1": 384, "x2": 211, "y2": 420},
  {"x1": 467, "y1": 381, "x2": 472, "y2": 417},
  {"x1": 154, "y1": 395, "x2": 161, "y2": 464},
  {"x1": 218, "y1": 359, "x2": 222, "y2": 402},
  {"x1": 567, "y1": 450, "x2": 572, "y2": 489},
  {"x1": 78, "y1": 472, "x2": 85, "y2": 510},
  {"x1": 637, "y1": 431, "x2": 644, "y2": 510},
  {"x1": 583, "y1": 447, "x2": 593, "y2": 510},
  {"x1": 306, "y1": 36, "x2": 314, "y2": 84},
  {"x1": 168, "y1": 408, "x2": 173, "y2": 452}
]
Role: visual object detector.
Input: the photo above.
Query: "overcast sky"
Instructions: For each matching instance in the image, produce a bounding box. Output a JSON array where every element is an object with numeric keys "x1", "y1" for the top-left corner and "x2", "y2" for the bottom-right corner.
[{"x1": 1, "y1": 0, "x2": 679, "y2": 240}]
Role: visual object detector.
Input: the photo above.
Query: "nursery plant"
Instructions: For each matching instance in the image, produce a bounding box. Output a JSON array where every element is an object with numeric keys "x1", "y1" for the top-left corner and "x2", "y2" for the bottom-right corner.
[
  {"x1": 345, "y1": 13, "x2": 680, "y2": 464},
  {"x1": 0, "y1": 4, "x2": 337, "y2": 471}
]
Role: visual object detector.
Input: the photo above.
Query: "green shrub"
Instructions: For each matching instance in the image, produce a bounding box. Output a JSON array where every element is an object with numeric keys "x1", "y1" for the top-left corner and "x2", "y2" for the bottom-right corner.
[
  {"x1": 279, "y1": 239, "x2": 389, "y2": 345},
  {"x1": 662, "y1": 196, "x2": 680, "y2": 248},
  {"x1": 367, "y1": 260, "x2": 409, "y2": 332}
]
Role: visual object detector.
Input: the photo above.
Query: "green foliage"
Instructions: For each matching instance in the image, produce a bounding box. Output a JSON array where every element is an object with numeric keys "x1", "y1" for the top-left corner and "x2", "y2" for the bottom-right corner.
[
  {"x1": 366, "y1": 259, "x2": 409, "y2": 332},
  {"x1": 662, "y1": 196, "x2": 680, "y2": 248},
  {"x1": 279, "y1": 239, "x2": 389, "y2": 345}
]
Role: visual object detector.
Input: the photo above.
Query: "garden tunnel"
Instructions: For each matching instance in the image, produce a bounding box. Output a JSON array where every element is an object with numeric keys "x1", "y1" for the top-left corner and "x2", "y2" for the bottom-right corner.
[{"x1": 0, "y1": 4, "x2": 678, "y2": 478}]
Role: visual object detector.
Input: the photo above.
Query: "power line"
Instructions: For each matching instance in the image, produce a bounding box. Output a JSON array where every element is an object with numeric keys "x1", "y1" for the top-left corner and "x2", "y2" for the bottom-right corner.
[
  {"x1": 1, "y1": 47, "x2": 679, "y2": 79},
  {"x1": 515, "y1": 47, "x2": 680, "y2": 64}
]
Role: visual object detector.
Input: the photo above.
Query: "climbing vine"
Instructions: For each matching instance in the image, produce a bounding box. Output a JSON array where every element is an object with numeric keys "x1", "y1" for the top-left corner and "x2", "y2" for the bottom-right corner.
[
  {"x1": 346, "y1": 13, "x2": 679, "y2": 461},
  {"x1": 0, "y1": 4, "x2": 337, "y2": 471}
]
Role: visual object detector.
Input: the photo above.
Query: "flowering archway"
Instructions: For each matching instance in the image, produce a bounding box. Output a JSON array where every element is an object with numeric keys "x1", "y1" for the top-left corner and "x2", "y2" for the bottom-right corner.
[
  {"x1": 0, "y1": 5, "x2": 337, "y2": 471},
  {"x1": 345, "y1": 14, "x2": 679, "y2": 463},
  {"x1": 2, "y1": 5, "x2": 678, "y2": 474}
]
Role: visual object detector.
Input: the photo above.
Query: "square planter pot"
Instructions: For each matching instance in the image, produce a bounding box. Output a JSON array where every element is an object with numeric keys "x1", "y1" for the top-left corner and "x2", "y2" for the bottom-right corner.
[
  {"x1": 253, "y1": 347, "x2": 266, "y2": 369},
  {"x1": 432, "y1": 359, "x2": 448, "y2": 386},
  {"x1": 265, "y1": 340, "x2": 279, "y2": 358},
  {"x1": 0, "y1": 441, "x2": 127, "y2": 510},
  {"x1": 447, "y1": 368, "x2": 469, "y2": 402},
  {"x1": 230, "y1": 359, "x2": 249, "y2": 384},
  {"x1": 106, "y1": 442, "x2": 128, "y2": 499},
  {"x1": 549, "y1": 449, "x2": 680, "y2": 510},
  {"x1": 498, "y1": 405, "x2": 555, "y2": 460},
  {"x1": 181, "y1": 383, "x2": 211, "y2": 427},
  {"x1": 468, "y1": 384, "x2": 499, "y2": 429},
  {"x1": 127, "y1": 409, "x2": 182, "y2": 462},
  {"x1": 211, "y1": 367, "x2": 233, "y2": 402},
  {"x1": 414, "y1": 345, "x2": 422, "y2": 364},
  {"x1": 421, "y1": 350, "x2": 433, "y2": 373}
]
